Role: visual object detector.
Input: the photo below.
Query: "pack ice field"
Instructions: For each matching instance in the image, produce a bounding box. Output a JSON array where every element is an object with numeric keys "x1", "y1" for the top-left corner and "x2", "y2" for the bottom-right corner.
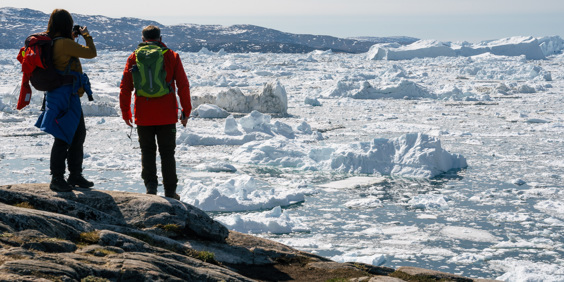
[{"x1": 1, "y1": 37, "x2": 563, "y2": 281}]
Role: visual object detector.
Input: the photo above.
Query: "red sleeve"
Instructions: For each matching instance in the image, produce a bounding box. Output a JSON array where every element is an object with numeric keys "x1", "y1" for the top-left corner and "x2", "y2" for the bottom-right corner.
[
  {"x1": 119, "y1": 53, "x2": 136, "y2": 120},
  {"x1": 17, "y1": 73, "x2": 32, "y2": 110},
  {"x1": 172, "y1": 52, "x2": 192, "y2": 116}
]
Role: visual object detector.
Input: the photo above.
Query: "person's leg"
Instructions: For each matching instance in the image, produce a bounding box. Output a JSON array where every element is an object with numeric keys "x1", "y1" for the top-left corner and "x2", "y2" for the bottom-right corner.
[
  {"x1": 50, "y1": 137, "x2": 73, "y2": 192},
  {"x1": 156, "y1": 124, "x2": 178, "y2": 198},
  {"x1": 67, "y1": 113, "x2": 93, "y2": 188},
  {"x1": 137, "y1": 125, "x2": 158, "y2": 194}
]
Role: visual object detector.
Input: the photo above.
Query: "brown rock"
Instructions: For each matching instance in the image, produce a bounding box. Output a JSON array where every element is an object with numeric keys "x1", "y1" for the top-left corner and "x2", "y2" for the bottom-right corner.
[{"x1": 394, "y1": 266, "x2": 473, "y2": 281}]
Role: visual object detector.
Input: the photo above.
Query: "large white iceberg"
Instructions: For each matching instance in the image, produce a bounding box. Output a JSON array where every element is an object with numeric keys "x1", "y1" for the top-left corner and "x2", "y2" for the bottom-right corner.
[
  {"x1": 369, "y1": 36, "x2": 552, "y2": 61},
  {"x1": 367, "y1": 40, "x2": 456, "y2": 60},
  {"x1": 233, "y1": 133, "x2": 467, "y2": 179},
  {"x1": 330, "y1": 133, "x2": 467, "y2": 178},
  {"x1": 190, "y1": 81, "x2": 288, "y2": 114}
]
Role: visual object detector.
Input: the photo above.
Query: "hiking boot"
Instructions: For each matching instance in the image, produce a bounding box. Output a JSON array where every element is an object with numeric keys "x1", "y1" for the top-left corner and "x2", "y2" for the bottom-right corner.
[
  {"x1": 50, "y1": 176, "x2": 73, "y2": 192},
  {"x1": 146, "y1": 182, "x2": 158, "y2": 195},
  {"x1": 67, "y1": 174, "x2": 94, "y2": 188},
  {"x1": 165, "y1": 193, "x2": 180, "y2": 200}
]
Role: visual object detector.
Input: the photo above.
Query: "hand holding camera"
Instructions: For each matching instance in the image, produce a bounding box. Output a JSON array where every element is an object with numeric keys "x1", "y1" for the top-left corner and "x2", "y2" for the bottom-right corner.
[{"x1": 72, "y1": 25, "x2": 89, "y2": 38}]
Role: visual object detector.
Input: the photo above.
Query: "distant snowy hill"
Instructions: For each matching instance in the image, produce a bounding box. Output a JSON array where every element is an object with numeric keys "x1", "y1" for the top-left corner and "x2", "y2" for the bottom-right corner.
[{"x1": 0, "y1": 7, "x2": 415, "y2": 53}]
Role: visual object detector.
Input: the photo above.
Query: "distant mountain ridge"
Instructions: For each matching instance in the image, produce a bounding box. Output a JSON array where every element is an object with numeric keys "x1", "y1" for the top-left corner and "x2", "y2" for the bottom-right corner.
[{"x1": 0, "y1": 7, "x2": 418, "y2": 53}]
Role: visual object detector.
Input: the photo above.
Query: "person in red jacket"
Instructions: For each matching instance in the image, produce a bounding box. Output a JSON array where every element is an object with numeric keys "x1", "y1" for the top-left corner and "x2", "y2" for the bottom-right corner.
[{"x1": 119, "y1": 25, "x2": 191, "y2": 200}]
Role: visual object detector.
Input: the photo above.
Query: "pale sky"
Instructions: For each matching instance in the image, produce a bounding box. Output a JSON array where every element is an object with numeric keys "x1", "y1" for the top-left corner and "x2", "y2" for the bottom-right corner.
[{"x1": 3, "y1": 0, "x2": 564, "y2": 42}]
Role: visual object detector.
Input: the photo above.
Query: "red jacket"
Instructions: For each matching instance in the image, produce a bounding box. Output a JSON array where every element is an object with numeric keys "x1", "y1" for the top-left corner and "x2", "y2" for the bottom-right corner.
[{"x1": 119, "y1": 41, "x2": 191, "y2": 126}]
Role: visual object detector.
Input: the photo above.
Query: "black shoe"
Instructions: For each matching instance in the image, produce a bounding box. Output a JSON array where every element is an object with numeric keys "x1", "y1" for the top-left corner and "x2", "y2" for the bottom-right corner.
[
  {"x1": 68, "y1": 174, "x2": 94, "y2": 188},
  {"x1": 165, "y1": 193, "x2": 180, "y2": 200},
  {"x1": 146, "y1": 182, "x2": 158, "y2": 195},
  {"x1": 50, "y1": 176, "x2": 74, "y2": 192}
]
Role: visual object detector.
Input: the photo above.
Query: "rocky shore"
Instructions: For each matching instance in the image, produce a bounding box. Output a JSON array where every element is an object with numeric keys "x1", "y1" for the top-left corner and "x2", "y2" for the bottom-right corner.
[{"x1": 0, "y1": 184, "x2": 499, "y2": 281}]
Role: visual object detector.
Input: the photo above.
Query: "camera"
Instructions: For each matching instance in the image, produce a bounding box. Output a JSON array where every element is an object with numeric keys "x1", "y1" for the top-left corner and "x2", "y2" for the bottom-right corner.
[{"x1": 72, "y1": 25, "x2": 83, "y2": 36}]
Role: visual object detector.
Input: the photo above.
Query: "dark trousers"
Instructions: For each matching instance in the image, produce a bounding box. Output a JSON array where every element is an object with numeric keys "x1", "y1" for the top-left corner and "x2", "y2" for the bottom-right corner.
[
  {"x1": 50, "y1": 113, "x2": 86, "y2": 177},
  {"x1": 137, "y1": 124, "x2": 178, "y2": 195}
]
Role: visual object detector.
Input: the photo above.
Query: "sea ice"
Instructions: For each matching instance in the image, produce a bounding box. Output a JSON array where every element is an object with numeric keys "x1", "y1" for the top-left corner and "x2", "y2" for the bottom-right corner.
[
  {"x1": 193, "y1": 104, "x2": 229, "y2": 118},
  {"x1": 2, "y1": 35, "x2": 563, "y2": 279},
  {"x1": 304, "y1": 96, "x2": 322, "y2": 106},
  {"x1": 534, "y1": 200, "x2": 564, "y2": 219},
  {"x1": 233, "y1": 132, "x2": 467, "y2": 178},
  {"x1": 344, "y1": 197, "x2": 383, "y2": 209},
  {"x1": 191, "y1": 81, "x2": 288, "y2": 114},
  {"x1": 329, "y1": 133, "x2": 467, "y2": 178},
  {"x1": 492, "y1": 258, "x2": 564, "y2": 282},
  {"x1": 214, "y1": 206, "x2": 309, "y2": 234},
  {"x1": 332, "y1": 252, "x2": 387, "y2": 266},
  {"x1": 440, "y1": 226, "x2": 499, "y2": 242},
  {"x1": 178, "y1": 175, "x2": 307, "y2": 212},
  {"x1": 194, "y1": 162, "x2": 237, "y2": 173},
  {"x1": 408, "y1": 194, "x2": 449, "y2": 210},
  {"x1": 351, "y1": 80, "x2": 432, "y2": 100}
]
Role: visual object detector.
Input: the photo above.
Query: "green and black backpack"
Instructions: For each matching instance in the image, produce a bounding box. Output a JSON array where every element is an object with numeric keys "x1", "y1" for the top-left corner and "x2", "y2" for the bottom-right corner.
[{"x1": 132, "y1": 42, "x2": 172, "y2": 98}]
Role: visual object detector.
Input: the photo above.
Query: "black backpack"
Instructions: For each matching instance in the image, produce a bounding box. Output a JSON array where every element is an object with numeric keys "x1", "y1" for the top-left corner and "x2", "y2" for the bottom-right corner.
[{"x1": 21, "y1": 33, "x2": 73, "y2": 91}]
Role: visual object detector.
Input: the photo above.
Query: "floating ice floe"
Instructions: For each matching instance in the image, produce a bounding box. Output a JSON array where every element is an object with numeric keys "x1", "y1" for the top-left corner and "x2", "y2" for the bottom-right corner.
[
  {"x1": 194, "y1": 162, "x2": 237, "y2": 173},
  {"x1": 192, "y1": 104, "x2": 230, "y2": 118},
  {"x1": 436, "y1": 85, "x2": 491, "y2": 101},
  {"x1": 534, "y1": 200, "x2": 564, "y2": 219},
  {"x1": 233, "y1": 137, "x2": 317, "y2": 169},
  {"x1": 197, "y1": 47, "x2": 227, "y2": 56},
  {"x1": 487, "y1": 212, "x2": 530, "y2": 223},
  {"x1": 330, "y1": 133, "x2": 467, "y2": 178},
  {"x1": 440, "y1": 226, "x2": 500, "y2": 242},
  {"x1": 344, "y1": 197, "x2": 383, "y2": 209},
  {"x1": 491, "y1": 258, "x2": 564, "y2": 282},
  {"x1": 448, "y1": 252, "x2": 493, "y2": 265},
  {"x1": 304, "y1": 96, "x2": 322, "y2": 106},
  {"x1": 323, "y1": 80, "x2": 360, "y2": 98},
  {"x1": 320, "y1": 177, "x2": 386, "y2": 189},
  {"x1": 0, "y1": 99, "x2": 13, "y2": 114},
  {"x1": 331, "y1": 252, "x2": 387, "y2": 266},
  {"x1": 512, "y1": 178, "x2": 527, "y2": 185},
  {"x1": 224, "y1": 115, "x2": 243, "y2": 136},
  {"x1": 178, "y1": 111, "x2": 320, "y2": 146},
  {"x1": 177, "y1": 130, "x2": 266, "y2": 146},
  {"x1": 326, "y1": 79, "x2": 492, "y2": 101},
  {"x1": 81, "y1": 102, "x2": 119, "y2": 117},
  {"x1": 351, "y1": 80, "x2": 432, "y2": 100},
  {"x1": 191, "y1": 81, "x2": 288, "y2": 114},
  {"x1": 466, "y1": 59, "x2": 553, "y2": 82},
  {"x1": 408, "y1": 194, "x2": 449, "y2": 210},
  {"x1": 220, "y1": 59, "x2": 245, "y2": 70},
  {"x1": 233, "y1": 132, "x2": 467, "y2": 179},
  {"x1": 179, "y1": 175, "x2": 307, "y2": 212},
  {"x1": 214, "y1": 206, "x2": 310, "y2": 234}
]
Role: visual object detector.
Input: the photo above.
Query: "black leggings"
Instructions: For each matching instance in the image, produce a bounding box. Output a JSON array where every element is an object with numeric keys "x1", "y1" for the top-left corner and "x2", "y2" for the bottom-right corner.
[{"x1": 50, "y1": 113, "x2": 86, "y2": 177}]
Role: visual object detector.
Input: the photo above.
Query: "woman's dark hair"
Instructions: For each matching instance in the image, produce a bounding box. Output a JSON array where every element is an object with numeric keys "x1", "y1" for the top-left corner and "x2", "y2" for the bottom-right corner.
[{"x1": 46, "y1": 9, "x2": 74, "y2": 39}]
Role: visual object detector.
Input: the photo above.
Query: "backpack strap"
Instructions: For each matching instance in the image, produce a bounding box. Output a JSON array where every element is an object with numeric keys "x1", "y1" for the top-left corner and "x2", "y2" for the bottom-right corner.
[{"x1": 40, "y1": 57, "x2": 79, "y2": 112}]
